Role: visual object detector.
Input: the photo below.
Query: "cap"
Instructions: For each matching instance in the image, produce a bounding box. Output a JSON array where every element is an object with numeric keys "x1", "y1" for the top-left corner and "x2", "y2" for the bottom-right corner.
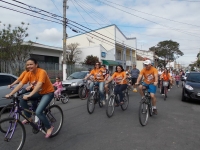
[{"x1": 143, "y1": 60, "x2": 151, "y2": 65}]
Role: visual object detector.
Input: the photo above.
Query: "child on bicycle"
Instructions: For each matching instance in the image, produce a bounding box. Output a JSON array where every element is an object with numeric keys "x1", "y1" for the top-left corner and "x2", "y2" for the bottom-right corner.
[{"x1": 53, "y1": 77, "x2": 63, "y2": 100}]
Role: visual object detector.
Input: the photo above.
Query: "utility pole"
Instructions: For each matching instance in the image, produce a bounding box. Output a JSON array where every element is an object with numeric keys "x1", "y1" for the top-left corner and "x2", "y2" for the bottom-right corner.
[{"x1": 63, "y1": 0, "x2": 67, "y2": 80}]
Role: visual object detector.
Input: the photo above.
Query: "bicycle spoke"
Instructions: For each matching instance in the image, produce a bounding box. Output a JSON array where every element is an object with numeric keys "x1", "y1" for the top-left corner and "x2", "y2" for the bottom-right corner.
[
  {"x1": 46, "y1": 105, "x2": 63, "y2": 137},
  {"x1": 0, "y1": 118, "x2": 26, "y2": 150},
  {"x1": 139, "y1": 102, "x2": 149, "y2": 126}
]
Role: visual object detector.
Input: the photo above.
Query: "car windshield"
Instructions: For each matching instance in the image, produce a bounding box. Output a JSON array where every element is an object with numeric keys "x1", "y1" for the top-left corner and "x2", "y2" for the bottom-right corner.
[
  {"x1": 67, "y1": 72, "x2": 87, "y2": 80},
  {"x1": 187, "y1": 73, "x2": 200, "y2": 83}
]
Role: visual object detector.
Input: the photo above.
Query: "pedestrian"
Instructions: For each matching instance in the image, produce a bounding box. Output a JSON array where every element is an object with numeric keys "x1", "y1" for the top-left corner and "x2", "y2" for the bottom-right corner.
[
  {"x1": 175, "y1": 73, "x2": 180, "y2": 88},
  {"x1": 130, "y1": 64, "x2": 140, "y2": 92}
]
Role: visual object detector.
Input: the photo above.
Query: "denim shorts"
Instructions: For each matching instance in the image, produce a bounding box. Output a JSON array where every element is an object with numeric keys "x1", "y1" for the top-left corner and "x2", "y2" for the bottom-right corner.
[{"x1": 142, "y1": 82, "x2": 157, "y2": 94}]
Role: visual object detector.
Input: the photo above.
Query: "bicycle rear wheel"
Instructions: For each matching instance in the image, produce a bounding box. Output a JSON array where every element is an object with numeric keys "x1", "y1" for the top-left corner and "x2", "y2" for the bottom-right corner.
[
  {"x1": 0, "y1": 118, "x2": 26, "y2": 150},
  {"x1": 60, "y1": 93, "x2": 69, "y2": 104},
  {"x1": 121, "y1": 92, "x2": 129, "y2": 111},
  {"x1": 87, "y1": 93, "x2": 95, "y2": 114},
  {"x1": 139, "y1": 101, "x2": 149, "y2": 126},
  {"x1": 106, "y1": 95, "x2": 115, "y2": 118},
  {"x1": 46, "y1": 105, "x2": 63, "y2": 138}
]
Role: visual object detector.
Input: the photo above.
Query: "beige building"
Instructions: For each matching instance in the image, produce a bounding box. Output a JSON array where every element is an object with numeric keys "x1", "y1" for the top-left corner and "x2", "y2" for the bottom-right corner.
[{"x1": 67, "y1": 24, "x2": 137, "y2": 70}]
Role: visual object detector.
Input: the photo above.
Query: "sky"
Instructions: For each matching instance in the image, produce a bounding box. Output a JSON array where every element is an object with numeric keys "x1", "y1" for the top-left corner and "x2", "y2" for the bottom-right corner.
[{"x1": 0, "y1": 0, "x2": 200, "y2": 66}]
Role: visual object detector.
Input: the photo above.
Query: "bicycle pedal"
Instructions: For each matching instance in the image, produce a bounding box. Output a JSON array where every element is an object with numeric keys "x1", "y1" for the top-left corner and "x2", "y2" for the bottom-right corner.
[{"x1": 4, "y1": 137, "x2": 10, "y2": 142}]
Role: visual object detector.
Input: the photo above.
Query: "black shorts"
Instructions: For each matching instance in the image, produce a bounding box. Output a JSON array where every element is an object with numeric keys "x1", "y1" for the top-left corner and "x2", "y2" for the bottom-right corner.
[{"x1": 131, "y1": 78, "x2": 137, "y2": 85}]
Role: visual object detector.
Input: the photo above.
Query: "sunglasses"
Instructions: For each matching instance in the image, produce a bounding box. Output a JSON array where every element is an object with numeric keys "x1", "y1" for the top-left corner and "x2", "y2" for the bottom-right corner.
[
  {"x1": 95, "y1": 64, "x2": 100, "y2": 65},
  {"x1": 144, "y1": 64, "x2": 149, "y2": 66}
]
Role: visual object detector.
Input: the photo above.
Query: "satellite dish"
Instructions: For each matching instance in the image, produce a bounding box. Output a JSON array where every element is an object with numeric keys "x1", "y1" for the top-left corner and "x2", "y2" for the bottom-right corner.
[{"x1": 86, "y1": 37, "x2": 95, "y2": 46}]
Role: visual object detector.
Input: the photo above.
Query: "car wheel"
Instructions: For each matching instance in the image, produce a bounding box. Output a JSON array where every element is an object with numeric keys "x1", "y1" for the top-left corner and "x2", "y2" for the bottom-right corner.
[{"x1": 181, "y1": 91, "x2": 186, "y2": 102}]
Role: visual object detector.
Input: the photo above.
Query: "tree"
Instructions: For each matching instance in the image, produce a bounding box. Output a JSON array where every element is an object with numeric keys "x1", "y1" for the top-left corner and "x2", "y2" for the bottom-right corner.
[
  {"x1": 0, "y1": 22, "x2": 35, "y2": 75},
  {"x1": 84, "y1": 55, "x2": 99, "y2": 65},
  {"x1": 66, "y1": 43, "x2": 81, "y2": 64},
  {"x1": 149, "y1": 40, "x2": 184, "y2": 67}
]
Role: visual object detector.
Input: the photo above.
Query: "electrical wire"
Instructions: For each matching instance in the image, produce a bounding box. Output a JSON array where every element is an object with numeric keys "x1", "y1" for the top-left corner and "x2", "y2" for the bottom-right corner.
[
  {"x1": 50, "y1": 0, "x2": 62, "y2": 15},
  {"x1": 95, "y1": 0, "x2": 200, "y2": 28},
  {"x1": 92, "y1": 0, "x2": 200, "y2": 38}
]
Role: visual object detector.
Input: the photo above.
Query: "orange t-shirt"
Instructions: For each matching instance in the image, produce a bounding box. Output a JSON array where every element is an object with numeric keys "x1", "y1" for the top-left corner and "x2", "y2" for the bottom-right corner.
[
  {"x1": 112, "y1": 71, "x2": 127, "y2": 84},
  {"x1": 140, "y1": 67, "x2": 158, "y2": 84},
  {"x1": 21, "y1": 68, "x2": 54, "y2": 94},
  {"x1": 160, "y1": 73, "x2": 171, "y2": 81},
  {"x1": 90, "y1": 68, "x2": 105, "y2": 82},
  {"x1": 18, "y1": 71, "x2": 28, "y2": 81}
]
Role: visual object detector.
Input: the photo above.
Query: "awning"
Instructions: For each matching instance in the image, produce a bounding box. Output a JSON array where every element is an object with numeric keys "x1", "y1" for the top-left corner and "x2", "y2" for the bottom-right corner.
[{"x1": 102, "y1": 60, "x2": 120, "y2": 66}]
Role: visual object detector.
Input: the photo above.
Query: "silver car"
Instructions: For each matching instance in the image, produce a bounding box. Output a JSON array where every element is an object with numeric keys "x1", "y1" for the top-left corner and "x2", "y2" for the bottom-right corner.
[
  {"x1": 0, "y1": 73, "x2": 18, "y2": 107},
  {"x1": 62, "y1": 71, "x2": 89, "y2": 96}
]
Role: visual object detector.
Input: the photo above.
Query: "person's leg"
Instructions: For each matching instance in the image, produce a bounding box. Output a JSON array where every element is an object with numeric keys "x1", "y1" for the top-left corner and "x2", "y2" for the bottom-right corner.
[
  {"x1": 54, "y1": 89, "x2": 59, "y2": 98},
  {"x1": 132, "y1": 78, "x2": 137, "y2": 92},
  {"x1": 114, "y1": 85, "x2": 120, "y2": 104},
  {"x1": 89, "y1": 82, "x2": 94, "y2": 92},
  {"x1": 149, "y1": 84, "x2": 157, "y2": 114},
  {"x1": 118, "y1": 84, "x2": 128, "y2": 102},
  {"x1": 35, "y1": 92, "x2": 54, "y2": 129},
  {"x1": 99, "y1": 81, "x2": 105, "y2": 101},
  {"x1": 105, "y1": 83, "x2": 109, "y2": 99}
]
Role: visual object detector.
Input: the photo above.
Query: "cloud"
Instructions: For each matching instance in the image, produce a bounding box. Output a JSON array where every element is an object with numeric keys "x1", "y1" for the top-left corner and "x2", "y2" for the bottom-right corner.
[{"x1": 37, "y1": 28, "x2": 62, "y2": 45}]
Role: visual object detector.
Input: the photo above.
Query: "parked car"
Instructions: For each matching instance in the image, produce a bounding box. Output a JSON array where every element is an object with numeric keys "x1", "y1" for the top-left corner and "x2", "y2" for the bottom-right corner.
[
  {"x1": 0, "y1": 73, "x2": 18, "y2": 107},
  {"x1": 182, "y1": 72, "x2": 200, "y2": 101},
  {"x1": 62, "y1": 71, "x2": 89, "y2": 96}
]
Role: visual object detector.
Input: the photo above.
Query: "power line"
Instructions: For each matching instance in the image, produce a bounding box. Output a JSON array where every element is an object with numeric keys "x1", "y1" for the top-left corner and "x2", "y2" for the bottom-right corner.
[
  {"x1": 95, "y1": 0, "x2": 200, "y2": 27},
  {"x1": 73, "y1": 0, "x2": 126, "y2": 43},
  {"x1": 93, "y1": 0, "x2": 200, "y2": 38},
  {"x1": 0, "y1": 1, "x2": 136, "y2": 50},
  {"x1": 50, "y1": 0, "x2": 62, "y2": 15},
  {"x1": 70, "y1": 0, "x2": 90, "y2": 28}
]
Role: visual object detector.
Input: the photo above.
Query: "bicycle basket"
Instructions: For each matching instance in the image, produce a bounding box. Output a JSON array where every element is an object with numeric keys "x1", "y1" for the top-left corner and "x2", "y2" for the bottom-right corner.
[{"x1": 163, "y1": 81, "x2": 169, "y2": 87}]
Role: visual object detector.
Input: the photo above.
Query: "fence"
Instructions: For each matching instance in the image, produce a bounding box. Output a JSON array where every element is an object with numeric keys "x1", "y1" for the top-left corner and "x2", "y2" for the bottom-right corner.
[{"x1": 0, "y1": 60, "x2": 93, "y2": 81}]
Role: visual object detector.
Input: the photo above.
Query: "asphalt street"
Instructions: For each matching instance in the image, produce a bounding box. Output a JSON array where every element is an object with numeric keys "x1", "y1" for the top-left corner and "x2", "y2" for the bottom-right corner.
[{"x1": 1, "y1": 85, "x2": 200, "y2": 150}]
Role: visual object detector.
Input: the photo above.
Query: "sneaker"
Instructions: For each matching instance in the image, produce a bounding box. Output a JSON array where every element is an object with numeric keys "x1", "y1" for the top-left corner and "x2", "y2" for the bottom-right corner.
[
  {"x1": 168, "y1": 89, "x2": 170, "y2": 91},
  {"x1": 102, "y1": 100, "x2": 106, "y2": 105},
  {"x1": 178, "y1": 85, "x2": 179, "y2": 88},
  {"x1": 162, "y1": 94, "x2": 165, "y2": 96},
  {"x1": 35, "y1": 116, "x2": 39, "y2": 123},
  {"x1": 153, "y1": 109, "x2": 158, "y2": 115},
  {"x1": 133, "y1": 88, "x2": 137, "y2": 92},
  {"x1": 106, "y1": 94, "x2": 109, "y2": 100}
]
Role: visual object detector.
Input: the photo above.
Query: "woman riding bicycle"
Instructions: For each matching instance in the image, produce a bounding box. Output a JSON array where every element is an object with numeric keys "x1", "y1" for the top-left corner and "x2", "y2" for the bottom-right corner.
[
  {"x1": 5, "y1": 58, "x2": 54, "y2": 138},
  {"x1": 106, "y1": 65, "x2": 127, "y2": 106},
  {"x1": 84, "y1": 62, "x2": 106, "y2": 105},
  {"x1": 160, "y1": 68, "x2": 172, "y2": 95}
]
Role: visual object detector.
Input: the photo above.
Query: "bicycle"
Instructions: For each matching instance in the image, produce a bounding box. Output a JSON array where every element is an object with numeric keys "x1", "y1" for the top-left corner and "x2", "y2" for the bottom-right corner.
[
  {"x1": 78, "y1": 80, "x2": 90, "y2": 100},
  {"x1": 106, "y1": 84, "x2": 129, "y2": 118},
  {"x1": 161, "y1": 80, "x2": 169, "y2": 100},
  {"x1": 138, "y1": 87, "x2": 153, "y2": 126},
  {"x1": 0, "y1": 92, "x2": 64, "y2": 150},
  {"x1": 51, "y1": 91, "x2": 69, "y2": 105},
  {"x1": 87, "y1": 81, "x2": 103, "y2": 114}
]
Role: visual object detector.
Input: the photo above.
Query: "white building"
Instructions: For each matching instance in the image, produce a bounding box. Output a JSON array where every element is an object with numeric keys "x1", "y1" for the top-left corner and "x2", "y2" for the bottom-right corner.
[{"x1": 67, "y1": 24, "x2": 137, "y2": 70}]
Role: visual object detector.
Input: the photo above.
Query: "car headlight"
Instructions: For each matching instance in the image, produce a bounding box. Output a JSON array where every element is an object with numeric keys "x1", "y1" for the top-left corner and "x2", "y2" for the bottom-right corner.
[
  {"x1": 71, "y1": 82, "x2": 77, "y2": 86},
  {"x1": 185, "y1": 85, "x2": 193, "y2": 90}
]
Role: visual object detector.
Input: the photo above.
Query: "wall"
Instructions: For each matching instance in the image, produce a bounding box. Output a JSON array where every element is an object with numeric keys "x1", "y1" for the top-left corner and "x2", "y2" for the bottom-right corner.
[
  {"x1": 136, "y1": 61, "x2": 145, "y2": 71},
  {"x1": 67, "y1": 26, "x2": 115, "y2": 51}
]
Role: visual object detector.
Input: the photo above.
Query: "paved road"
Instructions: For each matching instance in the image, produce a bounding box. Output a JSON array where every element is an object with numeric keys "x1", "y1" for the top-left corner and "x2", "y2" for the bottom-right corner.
[{"x1": 1, "y1": 86, "x2": 200, "y2": 150}]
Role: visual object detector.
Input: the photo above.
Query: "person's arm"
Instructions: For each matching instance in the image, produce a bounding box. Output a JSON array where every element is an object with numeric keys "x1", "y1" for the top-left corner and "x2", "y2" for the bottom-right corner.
[
  {"x1": 136, "y1": 74, "x2": 143, "y2": 85},
  {"x1": 24, "y1": 82, "x2": 43, "y2": 99},
  {"x1": 8, "y1": 79, "x2": 20, "y2": 88},
  {"x1": 154, "y1": 72, "x2": 158, "y2": 86},
  {"x1": 6, "y1": 82, "x2": 24, "y2": 97}
]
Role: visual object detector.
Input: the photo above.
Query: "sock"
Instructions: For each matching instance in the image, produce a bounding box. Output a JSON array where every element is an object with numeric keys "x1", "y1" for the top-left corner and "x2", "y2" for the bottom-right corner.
[{"x1": 152, "y1": 106, "x2": 156, "y2": 109}]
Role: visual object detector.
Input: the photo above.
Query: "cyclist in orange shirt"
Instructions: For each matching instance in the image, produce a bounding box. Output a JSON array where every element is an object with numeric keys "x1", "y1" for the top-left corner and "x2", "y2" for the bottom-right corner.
[
  {"x1": 135, "y1": 60, "x2": 158, "y2": 115},
  {"x1": 6, "y1": 58, "x2": 55, "y2": 138},
  {"x1": 84, "y1": 62, "x2": 106, "y2": 105},
  {"x1": 160, "y1": 68, "x2": 172, "y2": 95},
  {"x1": 106, "y1": 65, "x2": 127, "y2": 106}
]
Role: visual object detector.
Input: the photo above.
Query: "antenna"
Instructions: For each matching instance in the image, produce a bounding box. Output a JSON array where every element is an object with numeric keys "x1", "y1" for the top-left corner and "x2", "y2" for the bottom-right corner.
[{"x1": 86, "y1": 37, "x2": 95, "y2": 46}]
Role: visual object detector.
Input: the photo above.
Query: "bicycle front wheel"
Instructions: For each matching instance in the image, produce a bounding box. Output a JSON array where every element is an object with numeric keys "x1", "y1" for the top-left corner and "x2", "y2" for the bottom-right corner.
[
  {"x1": 121, "y1": 92, "x2": 129, "y2": 111},
  {"x1": 78, "y1": 87, "x2": 88, "y2": 100},
  {"x1": 0, "y1": 118, "x2": 26, "y2": 150},
  {"x1": 106, "y1": 95, "x2": 115, "y2": 118},
  {"x1": 87, "y1": 93, "x2": 95, "y2": 114},
  {"x1": 46, "y1": 105, "x2": 63, "y2": 138},
  {"x1": 139, "y1": 101, "x2": 149, "y2": 126},
  {"x1": 61, "y1": 93, "x2": 69, "y2": 104}
]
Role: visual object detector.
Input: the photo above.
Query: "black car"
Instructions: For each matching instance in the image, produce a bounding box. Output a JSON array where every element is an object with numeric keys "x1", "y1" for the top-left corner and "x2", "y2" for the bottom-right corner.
[{"x1": 182, "y1": 72, "x2": 200, "y2": 101}]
